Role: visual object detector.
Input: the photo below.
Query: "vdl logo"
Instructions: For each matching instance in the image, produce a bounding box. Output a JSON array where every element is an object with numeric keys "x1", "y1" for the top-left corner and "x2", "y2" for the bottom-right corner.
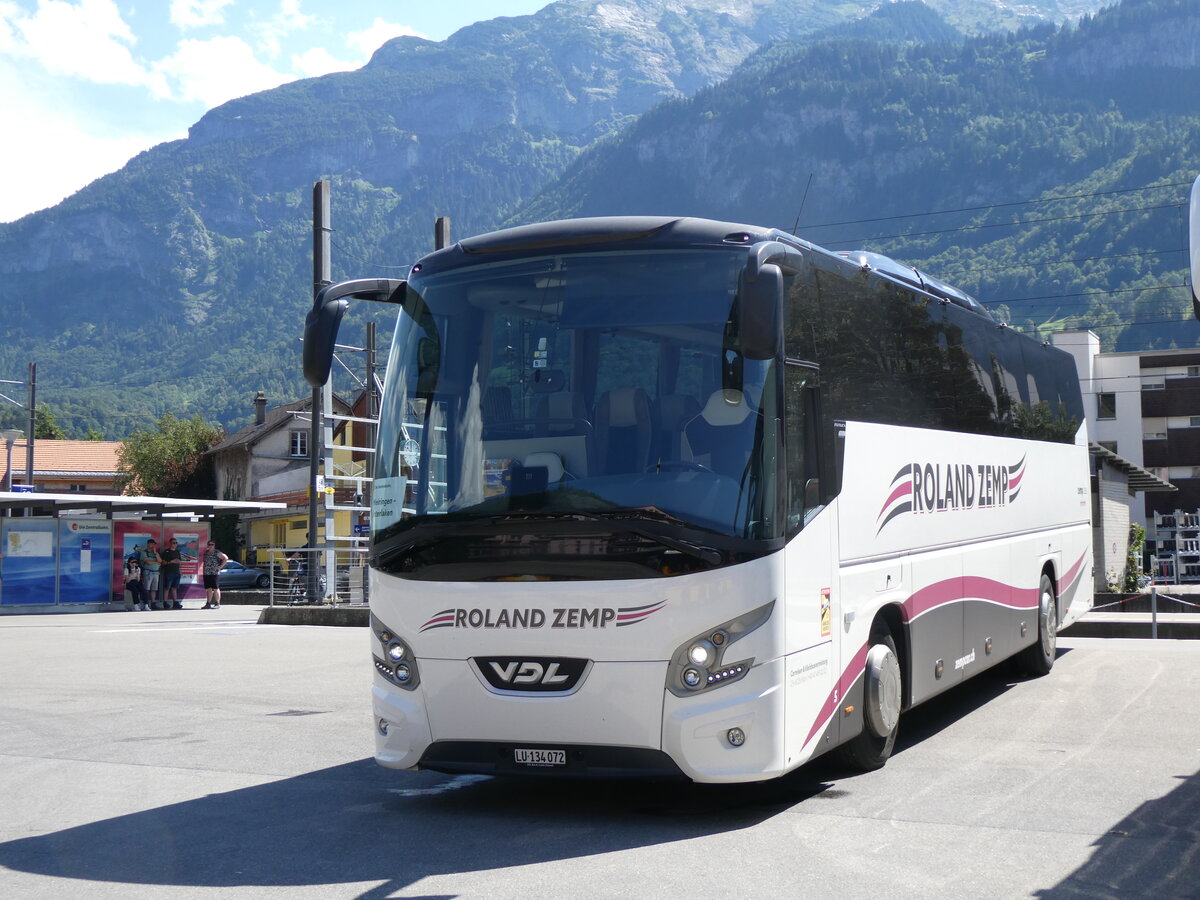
[
  {"x1": 876, "y1": 456, "x2": 1026, "y2": 534},
  {"x1": 474, "y1": 656, "x2": 590, "y2": 693}
]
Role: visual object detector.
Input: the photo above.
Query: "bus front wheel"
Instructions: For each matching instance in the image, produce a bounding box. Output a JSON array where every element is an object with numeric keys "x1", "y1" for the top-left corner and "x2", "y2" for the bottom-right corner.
[
  {"x1": 1016, "y1": 571, "x2": 1057, "y2": 677},
  {"x1": 837, "y1": 630, "x2": 901, "y2": 771}
]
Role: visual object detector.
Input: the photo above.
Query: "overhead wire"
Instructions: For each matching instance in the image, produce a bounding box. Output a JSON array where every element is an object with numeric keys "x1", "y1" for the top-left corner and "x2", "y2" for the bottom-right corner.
[
  {"x1": 799, "y1": 181, "x2": 1194, "y2": 231},
  {"x1": 817, "y1": 200, "x2": 1185, "y2": 247},
  {"x1": 805, "y1": 180, "x2": 1195, "y2": 338}
]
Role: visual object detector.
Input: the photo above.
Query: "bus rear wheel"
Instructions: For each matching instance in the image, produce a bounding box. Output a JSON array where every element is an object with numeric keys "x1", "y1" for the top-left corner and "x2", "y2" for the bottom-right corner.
[
  {"x1": 837, "y1": 630, "x2": 901, "y2": 771},
  {"x1": 1016, "y1": 571, "x2": 1057, "y2": 677}
]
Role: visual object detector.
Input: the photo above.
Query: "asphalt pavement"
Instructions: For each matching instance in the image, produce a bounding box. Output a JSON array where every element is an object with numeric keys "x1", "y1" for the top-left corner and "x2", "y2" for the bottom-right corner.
[{"x1": 0, "y1": 608, "x2": 1198, "y2": 899}]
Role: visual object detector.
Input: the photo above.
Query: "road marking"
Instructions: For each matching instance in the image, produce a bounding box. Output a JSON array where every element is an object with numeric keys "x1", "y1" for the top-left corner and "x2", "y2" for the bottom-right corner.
[{"x1": 92, "y1": 621, "x2": 271, "y2": 633}]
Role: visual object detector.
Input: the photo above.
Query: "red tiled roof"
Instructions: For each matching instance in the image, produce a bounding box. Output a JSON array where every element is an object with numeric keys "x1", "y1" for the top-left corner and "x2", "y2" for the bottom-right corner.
[{"x1": 1, "y1": 440, "x2": 123, "y2": 481}]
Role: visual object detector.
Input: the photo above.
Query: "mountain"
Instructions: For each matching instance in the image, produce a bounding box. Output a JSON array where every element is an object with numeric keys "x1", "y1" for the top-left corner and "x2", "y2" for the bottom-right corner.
[
  {"x1": 0, "y1": 0, "x2": 1126, "y2": 437},
  {"x1": 517, "y1": 0, "x2": 1200, "y2": 351}
]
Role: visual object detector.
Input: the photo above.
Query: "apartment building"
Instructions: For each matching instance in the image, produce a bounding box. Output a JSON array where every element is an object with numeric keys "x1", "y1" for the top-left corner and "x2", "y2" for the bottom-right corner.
[{"x1": 1052, "y1": 330, "x2": 1200, "y2": 583}]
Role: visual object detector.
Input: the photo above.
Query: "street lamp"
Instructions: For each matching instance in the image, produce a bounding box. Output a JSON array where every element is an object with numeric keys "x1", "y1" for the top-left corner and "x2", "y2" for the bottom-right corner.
[{"x1": 2, "y1": 428, "x2": 23, "y2": 492}]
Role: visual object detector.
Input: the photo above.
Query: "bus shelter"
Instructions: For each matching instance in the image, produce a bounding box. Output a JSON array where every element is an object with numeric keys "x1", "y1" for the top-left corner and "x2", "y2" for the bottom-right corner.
[{"x1": 0, "y1": 492, "x2": 285, "y2": 613}]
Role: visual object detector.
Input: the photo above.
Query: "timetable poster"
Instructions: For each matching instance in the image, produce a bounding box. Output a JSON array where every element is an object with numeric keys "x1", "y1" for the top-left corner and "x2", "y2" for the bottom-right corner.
[{"x1": 59, "y1": 519, "x2": 113, "y2": 605}]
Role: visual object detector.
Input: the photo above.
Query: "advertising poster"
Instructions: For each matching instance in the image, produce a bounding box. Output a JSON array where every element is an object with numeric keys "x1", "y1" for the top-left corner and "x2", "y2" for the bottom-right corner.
[
  {"x1": 113, "y1": 521, "x2": 162, "y2": 601},
  {"x1": 1, "y1": 519, "x2": 58, "y2": 606},
  {"x1": 59, "y1": 520, "x2": 113, "y2": 605},
  {"x1": 163, "y1": 523, "x2": 208, "y2": 599}
]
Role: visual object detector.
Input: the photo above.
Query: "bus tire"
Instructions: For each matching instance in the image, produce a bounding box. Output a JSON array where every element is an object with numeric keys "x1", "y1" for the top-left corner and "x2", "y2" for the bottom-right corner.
[
  {"x1": 1016, "y1": 571, "x2": 1057, "y2": 677},
  {"x1": 836, "y1": 630, "x2": 901, "y2": 771}
]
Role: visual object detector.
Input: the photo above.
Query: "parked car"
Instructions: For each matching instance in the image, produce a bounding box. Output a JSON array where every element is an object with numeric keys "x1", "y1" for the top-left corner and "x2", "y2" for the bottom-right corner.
[{"x1": 218, "y1": 560, "x2": 271, "y2": 589}]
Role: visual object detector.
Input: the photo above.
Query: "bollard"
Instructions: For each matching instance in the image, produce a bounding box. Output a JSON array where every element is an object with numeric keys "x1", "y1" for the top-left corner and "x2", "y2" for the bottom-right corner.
[{"x1": 1151, "y1": 585, "x2": 1158, "y2": 640}]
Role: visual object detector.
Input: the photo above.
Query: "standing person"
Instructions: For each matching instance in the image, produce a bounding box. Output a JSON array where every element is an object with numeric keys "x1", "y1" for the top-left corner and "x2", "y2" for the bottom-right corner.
[
  {"x1": 287, "y1": 533, "x2": 312, "y2": 602},
  {"x1": 201, "y1": 540, "x2": 229, "y2": 609},
  {"x1": 124, "y1": 553, "x2": 147, "y2": 611},
  {"x1": 159, "y1": 537, "x2": 193, "y2": 610},
  {"x1": 139, "y1": 539, "x2": 162, "y2": 609}
]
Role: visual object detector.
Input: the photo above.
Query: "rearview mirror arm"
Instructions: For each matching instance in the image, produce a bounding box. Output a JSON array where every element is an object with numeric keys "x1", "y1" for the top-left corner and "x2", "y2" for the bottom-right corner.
[{"x1": 303, "y1": 278, "x2": 407, "y2": 387}]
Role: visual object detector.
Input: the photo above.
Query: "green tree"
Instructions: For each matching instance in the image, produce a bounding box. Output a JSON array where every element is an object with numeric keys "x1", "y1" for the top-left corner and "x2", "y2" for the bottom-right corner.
[
  {"x1": 118, "y1": 414, "x2": 224, "y2": 497},
  {"x1": 34, "y1": 403, "x2": 66, "y2": 439},
  {"x1": 1123, "y1": 522, "x2": 1147, "y2": 592}
]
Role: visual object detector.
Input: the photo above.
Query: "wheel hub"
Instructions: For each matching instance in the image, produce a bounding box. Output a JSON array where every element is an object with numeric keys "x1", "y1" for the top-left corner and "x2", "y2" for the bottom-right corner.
[{"x1": 864, "y1": 642, "x2": 901, "y2": 738}]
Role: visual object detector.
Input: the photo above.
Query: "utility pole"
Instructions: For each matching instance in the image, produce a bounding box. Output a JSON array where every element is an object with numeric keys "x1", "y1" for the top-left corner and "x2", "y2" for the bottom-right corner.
[
  {"x1": 365, "y1": 321, "x2": 378, "y2": 515},
  {"x1": 0, "y1": 362, "x2": 34, "y2": 498},
  {"x1": 309, "y1": 179, "x2": 331, "y2": 603},
  {"x1": 435, "y1": 216, "x2": 451, "y2": 250},
  {"x1": 26, "y1": 362, "x2": 35, "y2": 489}
]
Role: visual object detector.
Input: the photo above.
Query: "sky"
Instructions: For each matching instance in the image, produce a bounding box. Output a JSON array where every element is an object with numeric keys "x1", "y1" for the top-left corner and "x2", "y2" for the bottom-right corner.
[{"x1": 0, "y1": 0, "x2": 552, "y2": 223}]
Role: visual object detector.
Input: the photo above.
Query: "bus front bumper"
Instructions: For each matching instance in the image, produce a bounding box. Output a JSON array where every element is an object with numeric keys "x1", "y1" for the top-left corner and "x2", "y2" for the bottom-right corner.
[{"x1": 373, "y1": 657, "x2": 789, "y2": 783}]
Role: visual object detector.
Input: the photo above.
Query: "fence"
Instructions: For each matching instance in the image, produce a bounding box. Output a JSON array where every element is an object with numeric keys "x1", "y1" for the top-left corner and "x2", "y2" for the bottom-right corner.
[{"x1": 259, "y1": 546, "x2": 368, "y2": 606}]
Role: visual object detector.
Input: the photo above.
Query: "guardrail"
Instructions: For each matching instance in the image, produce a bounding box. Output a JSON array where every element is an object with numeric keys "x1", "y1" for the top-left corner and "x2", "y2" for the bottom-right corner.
[{"x1": 1092, "y1": 587, "x2": 1200, "y2": 638}]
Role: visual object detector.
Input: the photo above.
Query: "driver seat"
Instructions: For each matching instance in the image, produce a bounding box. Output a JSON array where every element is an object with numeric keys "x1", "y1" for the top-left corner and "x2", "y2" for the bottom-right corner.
[
  {"x1": 593, "y1": 388, "x2": 654, "y2": 475},
  {"x1": 683, "y1": 389, "x2": 757, "y2": 477}
]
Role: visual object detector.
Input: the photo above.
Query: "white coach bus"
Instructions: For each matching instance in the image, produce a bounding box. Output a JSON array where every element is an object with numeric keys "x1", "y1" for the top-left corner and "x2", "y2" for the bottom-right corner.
[{"x1": 303, "y1": 216, "x2": 1092, "y2": 782}]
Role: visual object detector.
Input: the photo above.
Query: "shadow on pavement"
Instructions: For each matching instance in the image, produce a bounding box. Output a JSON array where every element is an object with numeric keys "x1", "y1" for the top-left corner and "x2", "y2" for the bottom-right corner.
[
  {"x1": 1038, "y1": 768, "x2": 1200, "y2": 898},
  {"x1": 0, "y1": 757, "x2": 837, "y2": 894}
]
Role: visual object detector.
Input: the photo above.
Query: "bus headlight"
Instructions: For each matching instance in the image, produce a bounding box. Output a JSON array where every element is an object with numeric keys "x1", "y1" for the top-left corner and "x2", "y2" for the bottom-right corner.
[
  {"x1": 371, "y1": 613, "x2": 421, "y2": 691},
  {"x1": 687, "y1": 640, "x2": 715, "y2": 666},
  {"x1": 666, "y1": 601, "x2": 774, "y2": 697}
]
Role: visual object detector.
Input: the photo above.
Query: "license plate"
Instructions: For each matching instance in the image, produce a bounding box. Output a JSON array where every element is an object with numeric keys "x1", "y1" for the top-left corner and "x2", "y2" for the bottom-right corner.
[{"x1": 514, "y1": 748, "x2": 566, "y2": 767}]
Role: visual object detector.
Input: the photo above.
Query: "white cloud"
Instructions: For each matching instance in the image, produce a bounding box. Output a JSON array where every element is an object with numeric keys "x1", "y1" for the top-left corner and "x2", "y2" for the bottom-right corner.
[
  {"x1": 169, "y1": 0, "x2": 234, "y2": 29},
  {"x1": 254, "y1": 0, "x2": 316, "y2": 60},
  {"x1": 1, "y1": 0, "x2": 155, "y2": 88},
  {"x1": 152, "y1": 36, "x2": 290, "y2": 107},
  {"x1": 346, "y1": 17, "x2": 425, "y2": 58},
  {"x1": 291, "y1": 46, "x2": 355, "y2": 78},
  {"x1": 0, "y1": 59, "x2": 181, "y2": 223}
]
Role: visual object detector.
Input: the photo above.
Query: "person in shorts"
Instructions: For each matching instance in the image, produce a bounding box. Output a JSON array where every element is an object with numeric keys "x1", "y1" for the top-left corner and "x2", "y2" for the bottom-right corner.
[
  {"x1": 159, "y1": 538, "x2": 192, "y2": 610},
  {"x1": 138, "y1": 539, "x2": 162, "y2": 609},
  {"x1": 201, "y1": 540, "x2": 229, "y2": 609}
]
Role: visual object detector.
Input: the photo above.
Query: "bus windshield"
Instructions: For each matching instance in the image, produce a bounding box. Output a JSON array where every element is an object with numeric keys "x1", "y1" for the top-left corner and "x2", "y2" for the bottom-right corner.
[{"x1": 372, "y1": 247, "x2": 785, "y2": 577}]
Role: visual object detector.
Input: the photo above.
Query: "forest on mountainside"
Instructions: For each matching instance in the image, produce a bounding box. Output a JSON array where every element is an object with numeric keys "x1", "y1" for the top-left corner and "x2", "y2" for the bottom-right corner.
[
  {"x1": 518, "y1": 0, "x2": 1200, "y2": 352},
  {"x1": 0, "y1": 0, "x2": 1191, "y2": 438}
]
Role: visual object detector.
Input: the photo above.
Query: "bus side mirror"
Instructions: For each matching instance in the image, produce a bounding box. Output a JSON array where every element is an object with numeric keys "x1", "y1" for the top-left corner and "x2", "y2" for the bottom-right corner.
[
  {"x1": 1190, "y1": 173, "x2": 1200, "y2": 320},
  {"x1": 302, "y1": 278, "x2": 406, "y2": 386},
  {"x1": 303, "y1": 296, "x2": 348, "y2": 387},
  {"x1": 741, "y1": 242, "x2": 802, "y2": 360},
  {"x1": 739, "y1": 263, "x2": 783, "y2": 361}
]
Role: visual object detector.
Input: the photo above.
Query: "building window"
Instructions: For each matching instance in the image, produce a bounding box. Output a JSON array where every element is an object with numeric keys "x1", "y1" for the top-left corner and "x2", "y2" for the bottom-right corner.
[
  {"x1": 273, "y1": 522, "x2": 287, "y2": 546},
  {"x1": 1097, "y1": 392, "x2": 1116, "y2": 419},
  {"x1": 1189, "y1": 366, "x2": 1200, "y2": 377},
  {"x1": 1191, "y1": 417, "x2": 1200, "y2": 429},
  {"x1": 1142, "y1": 381, "x2": 1165, "y2": 391},
  {"x1": 289, "y1": 430, "x2": 308, "y2": 458}
]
